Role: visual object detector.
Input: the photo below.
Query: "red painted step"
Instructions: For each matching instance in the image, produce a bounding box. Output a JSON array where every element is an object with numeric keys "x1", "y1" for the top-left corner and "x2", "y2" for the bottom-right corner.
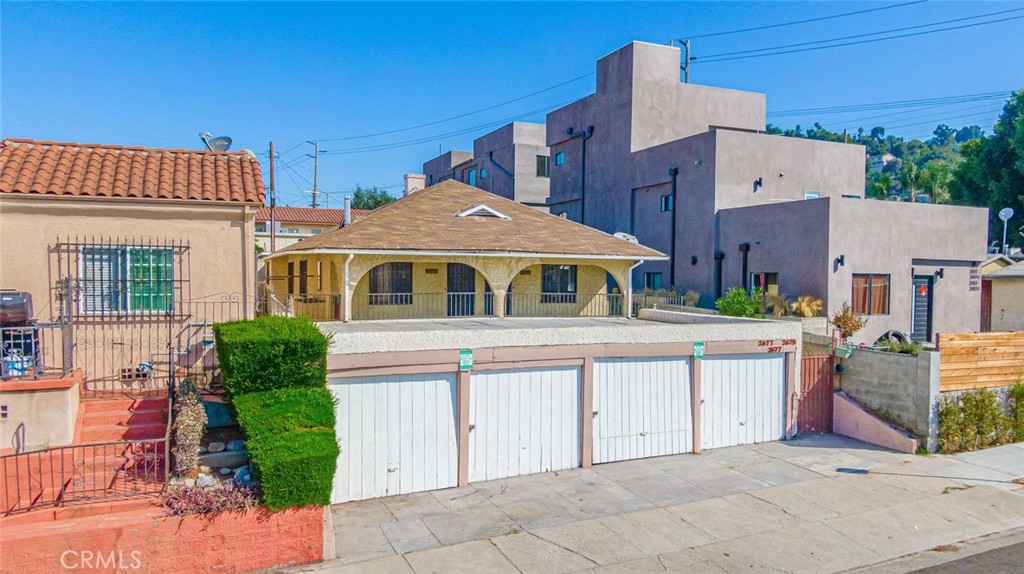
[
  {"x1": 79, "y1": 422, "x2": 167, "y2": 443},
  {"x1": 81, "y1": 408, "x2": 166, "y2": 427},
  {"x1": 81, "y1": 397, "x2": 166, "y2": 414}
]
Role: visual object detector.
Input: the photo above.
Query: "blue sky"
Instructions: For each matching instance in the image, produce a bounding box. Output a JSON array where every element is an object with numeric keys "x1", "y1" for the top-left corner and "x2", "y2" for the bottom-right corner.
[{"x1": 3, "y1": 1, "x2": 1022, "y2": 207}]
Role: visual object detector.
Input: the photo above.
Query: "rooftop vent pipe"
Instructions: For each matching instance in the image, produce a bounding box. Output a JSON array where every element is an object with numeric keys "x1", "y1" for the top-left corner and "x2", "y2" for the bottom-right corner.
[{"x1": 344, "y1": 195, "x2": 352, "y2": 226}]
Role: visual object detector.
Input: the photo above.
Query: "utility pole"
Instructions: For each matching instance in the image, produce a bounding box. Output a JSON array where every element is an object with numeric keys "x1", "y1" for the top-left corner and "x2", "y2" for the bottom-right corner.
[
  {"x1": 308, "y1": 141, "x2": 321, "y2": 208},
  {"x1": 678, "y1": 39, "x2": 691, "y2": 84},
  {"x1": 269, "y1": 141, "x2": 277, "y2": 253}
]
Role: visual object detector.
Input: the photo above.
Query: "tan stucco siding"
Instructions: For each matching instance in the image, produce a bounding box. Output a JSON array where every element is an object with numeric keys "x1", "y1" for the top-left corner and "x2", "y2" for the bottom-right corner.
[
  {"x1": 0, "y1": 195, "x2": 257, "y2": 318},
  {"x1": 990, "y1": 279, "x2": 1024, "y2": 332}
]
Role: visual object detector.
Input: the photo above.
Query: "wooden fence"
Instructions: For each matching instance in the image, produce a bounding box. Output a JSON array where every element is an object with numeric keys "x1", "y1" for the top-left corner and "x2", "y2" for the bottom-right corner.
[{"x1": 938, "y1": 331, "x2": 1024, "y2": 392}]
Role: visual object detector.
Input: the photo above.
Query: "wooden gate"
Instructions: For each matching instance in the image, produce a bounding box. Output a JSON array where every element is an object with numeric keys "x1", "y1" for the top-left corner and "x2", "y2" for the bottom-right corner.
[{"x1": 798, "y1": 355, "x2": 834, "y2": 434}]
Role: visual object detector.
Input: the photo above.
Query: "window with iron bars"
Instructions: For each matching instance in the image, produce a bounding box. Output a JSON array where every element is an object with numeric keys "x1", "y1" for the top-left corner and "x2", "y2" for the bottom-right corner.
[{"x1": 56, "y1": 238, "x2": 190, "y2": 317}]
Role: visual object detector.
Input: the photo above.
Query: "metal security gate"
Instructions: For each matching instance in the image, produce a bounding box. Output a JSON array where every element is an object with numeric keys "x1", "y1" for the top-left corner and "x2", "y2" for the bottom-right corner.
[
  {"x1": 701, "y1": 354, "x2": 786, "y2": 450},
  {"x1": 911, "y1": 275, "x2": 934, "y2": 342},
  {"x1": 469, "y1": 366, "x2": 581, "y2": 482},
  {"x1": 329, "y1": 373, "x2": 459, "y2": 503},
  {"x1": 798, "y1": 355, "x2": 834, "y2": 434},
  {"x1": 593, "y1": 357, "x2": 693, "y2": 463}
]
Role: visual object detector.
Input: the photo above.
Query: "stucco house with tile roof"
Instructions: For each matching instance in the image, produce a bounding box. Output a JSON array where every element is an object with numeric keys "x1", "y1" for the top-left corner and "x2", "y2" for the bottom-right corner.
[
  {"x1": 0, "y1": 137, "x2": 266, "y2": 323},
  {"x1": 265, "y1": 180, "x2": 666, "y2": 321}
]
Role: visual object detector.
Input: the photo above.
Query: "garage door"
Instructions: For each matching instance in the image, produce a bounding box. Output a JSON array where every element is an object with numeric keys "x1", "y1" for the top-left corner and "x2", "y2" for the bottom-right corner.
[
  {"x1": 469, "y1": 366, "x2": 581, "y2": 482},
  {"x1": 593, "y1": 357, "x2": 693, "y2": 464},
  {"x1": 701, "y1": 354, "x2": 786, "y2": 450},
  {"x1": 330, "y1": 373, "x2": 459, "y2": 503}
]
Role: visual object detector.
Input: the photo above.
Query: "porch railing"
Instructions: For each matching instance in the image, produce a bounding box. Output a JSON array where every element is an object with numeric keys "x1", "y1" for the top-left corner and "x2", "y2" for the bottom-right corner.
[
  {"x1": 0, "y1": 438, "x2": 167, "y2": 515},
  {"x1": 1, "y1": 322, "x2": 72, "y2": 380},
  {"x1": 283, "y1": 292, "x2": 626, "y2": 321}
]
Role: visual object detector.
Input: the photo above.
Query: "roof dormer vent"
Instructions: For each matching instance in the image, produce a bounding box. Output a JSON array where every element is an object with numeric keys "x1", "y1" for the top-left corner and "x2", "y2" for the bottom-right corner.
[{"x1": 455, "y1": 204, "x2": 511, "y2": 220}]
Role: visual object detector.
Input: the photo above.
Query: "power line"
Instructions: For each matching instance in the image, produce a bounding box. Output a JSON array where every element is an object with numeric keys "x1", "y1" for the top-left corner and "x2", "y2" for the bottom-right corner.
[
  {"x1": 319, "y1": 98, "x2": 578, "y2": 155},
  {"x1": 768, "y1": 91, "x2": 1010, "y2": 118},
  {"x1": 682, "y1": 0, "x2": 927, "y2": 39},
  {"x1": 694, "y1": 13, "x2": 1024, "y2": 63},
  {"x1": 698, "y1": 7, "x2": 1024, "y2": 60},
  {"x1": 312, "y1": 73, "x2": 594, "y2": 143}
]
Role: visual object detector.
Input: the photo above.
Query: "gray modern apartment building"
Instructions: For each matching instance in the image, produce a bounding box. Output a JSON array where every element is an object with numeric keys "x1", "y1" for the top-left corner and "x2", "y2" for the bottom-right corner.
[
  {"x1": 423, "y1": 122, "x2": 551, "y2": 209},
  {"x1": 543, "y1": 41, "x2": 988, "y2": 343}
]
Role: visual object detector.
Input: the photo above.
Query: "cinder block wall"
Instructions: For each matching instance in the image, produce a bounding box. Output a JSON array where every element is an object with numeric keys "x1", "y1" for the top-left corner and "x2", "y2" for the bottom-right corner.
[{"x1": 839, "y1": 349, "x2": 940, "y2": 451}]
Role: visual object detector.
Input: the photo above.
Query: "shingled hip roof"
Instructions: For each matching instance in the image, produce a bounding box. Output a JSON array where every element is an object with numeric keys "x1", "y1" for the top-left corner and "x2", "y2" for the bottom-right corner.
[
  {"x1": 272, "y1": 180, "x2": 665, "y2": 260},
  {"x1": 0, "y1": 138, "x2": 265, "y2": 204}
]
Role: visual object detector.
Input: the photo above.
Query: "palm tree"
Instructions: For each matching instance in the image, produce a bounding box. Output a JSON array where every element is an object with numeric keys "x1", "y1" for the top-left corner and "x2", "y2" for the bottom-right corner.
[{"x1": 900, "y1": 162, "x2": 922, "y2": 203}]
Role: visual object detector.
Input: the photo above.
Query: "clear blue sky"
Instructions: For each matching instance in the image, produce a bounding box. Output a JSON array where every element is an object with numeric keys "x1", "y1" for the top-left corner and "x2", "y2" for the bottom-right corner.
[{"x1": 3, "y1": 1, "x2": 1022, "y2": 207}]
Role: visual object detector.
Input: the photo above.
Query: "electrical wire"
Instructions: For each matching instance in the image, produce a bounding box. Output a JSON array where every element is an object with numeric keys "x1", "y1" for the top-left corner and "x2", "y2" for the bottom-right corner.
[
  {"x1": 682, "y1": 0, "x2": 927, "y2": 39},
  {"x1": 694, "y1": 13, "x2": 1024, "y2": 63},
  {"x1": 698, "y1": 7, "x2": 1024, "y2": 60},
  {"x1": 768, "y1": 91, "x2": 1009, "y2": 118}
]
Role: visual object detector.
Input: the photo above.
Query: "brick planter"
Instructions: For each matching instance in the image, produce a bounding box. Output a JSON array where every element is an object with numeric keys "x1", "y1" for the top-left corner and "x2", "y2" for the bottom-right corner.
[{"x1": 1, "y1": 504, "x2": 326, "y2": 574}]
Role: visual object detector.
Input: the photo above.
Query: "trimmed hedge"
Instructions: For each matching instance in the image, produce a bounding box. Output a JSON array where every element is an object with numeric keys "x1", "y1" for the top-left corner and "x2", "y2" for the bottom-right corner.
[
  {"x1": 230, "y1": 385, "x2": 339, "y2": 510},
  {"x1": 247, "y1": 428, "x2": 339, "y2": 510},
  {"x1": 214, "y1": 315, "x2": 329, "y2": 396},
  {"x1": 233, "y1": 387, "x2": 336, "y2": 438}
]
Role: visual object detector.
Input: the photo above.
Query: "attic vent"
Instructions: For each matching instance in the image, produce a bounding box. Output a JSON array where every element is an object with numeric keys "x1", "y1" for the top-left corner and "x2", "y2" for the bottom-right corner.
[{"x1": 456, "y1": 204, "x2": 511, "y2": 220}]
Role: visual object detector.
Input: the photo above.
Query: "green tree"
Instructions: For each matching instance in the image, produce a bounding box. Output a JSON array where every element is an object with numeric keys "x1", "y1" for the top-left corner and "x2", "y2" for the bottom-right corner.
[
  {"x1": 950, "y1": 90, "x2": 1024, "y2": 242},
  {"x1": 868, "y1": 172, "x2": 894, "y2": 200},
  {"x1": 955, "y1": 125, "x2": 985, "y2": 143},
  {"x1": 920, "y1": 159, "x2": 953, "y2": 204},
  {"x1": 351, "y1": 185, "x2": 396, "y2": 210}
]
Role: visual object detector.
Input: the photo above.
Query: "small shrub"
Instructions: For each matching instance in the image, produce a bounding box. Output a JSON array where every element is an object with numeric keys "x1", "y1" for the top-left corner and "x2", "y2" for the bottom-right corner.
[
  {"x1": 1007, "y1": 381, "x2": 1024, "y2": 441},
  {"x1": 790, "y1": 295, "x2": 824, "y2": 317},
  {"x1": 765, "y1": 293, "x2": 791, "y2": 317},
  {"x1": 939, "y1": 388, "x2": 1013, "y2": 453},
  {"x1": 937, "y1": 394, "x2": 963, "y2": 454},
  {"x1": 248, "y1": 429, "x2": 339, "y2": 511},
  {"x1": 233, "y1": 387, "x2": 336, "y2": 438},
  {"x1": 214, "y1": 316, "x2": 330, "y2": 396},
  {"x1": 682, "y1": 290, "x2": 700, "y2": 307},
  {"x1": 716, "y1": 287, "x2": 763, "y2": 318},
  {"x1": 163, "y1": 483, "x2": 260, "y2": 516},
  {"x1": 875, "y1": 340, "x2": 923, "y2": 356},
  {"x1": 171, "y1": 378, "x2": 207, "y2": 478},
  {"x1": 830, "y1": 301, "x2": 866, "y2": 339}
]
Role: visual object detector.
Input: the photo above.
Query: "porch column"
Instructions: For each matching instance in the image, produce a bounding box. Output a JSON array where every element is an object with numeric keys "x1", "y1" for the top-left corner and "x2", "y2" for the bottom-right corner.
[{"x1": 492, "y1": 284, "x2": 508, "y2": 318}]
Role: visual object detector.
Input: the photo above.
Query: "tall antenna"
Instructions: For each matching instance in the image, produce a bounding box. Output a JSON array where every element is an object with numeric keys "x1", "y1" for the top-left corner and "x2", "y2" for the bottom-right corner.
[
  {"x1": 307, "y1": 141, "x2": 321, "y2": 208},
  {"x1": 269, "y1": 141, "x2": 277, "y2": 252}
]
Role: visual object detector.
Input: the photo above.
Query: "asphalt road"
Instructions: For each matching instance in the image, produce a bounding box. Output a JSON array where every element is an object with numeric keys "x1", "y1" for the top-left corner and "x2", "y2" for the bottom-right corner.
[{"x1": 909, "y1": 541, "x2": 1024, "y2": 574}]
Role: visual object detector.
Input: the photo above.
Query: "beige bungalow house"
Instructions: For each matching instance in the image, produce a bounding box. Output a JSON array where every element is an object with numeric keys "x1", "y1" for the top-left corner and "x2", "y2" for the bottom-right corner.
[
  {"x1": 265, "y1": 180, "x2": 666, "y2": 321},
  {"x1": 983, "y1": 262, "x2": 1024, "y2": 332}
]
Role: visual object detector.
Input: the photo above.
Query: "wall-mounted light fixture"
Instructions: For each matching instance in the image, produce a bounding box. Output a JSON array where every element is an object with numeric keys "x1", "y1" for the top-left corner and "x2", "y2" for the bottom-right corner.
[
  {"x1": 833, "y1": 254, "x2": 846, "y2": 273},
  {"x1": 691, "y1": 256, "x2": 698, "y2": 265},
  {"x1": 753, "y1": 177, "x2": 764, "y2": 193},
  {"x1": 934, "y1": 268, "x2": 944, "y2": 279}
]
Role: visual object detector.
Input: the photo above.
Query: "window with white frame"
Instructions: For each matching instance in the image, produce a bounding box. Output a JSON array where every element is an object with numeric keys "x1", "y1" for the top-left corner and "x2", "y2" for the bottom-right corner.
[
  {"x1": 80, "y1": 246, "x2": 174, "y2": 313},
  {"x1": 541, "y1": 264, "x2": 577, "y2": 303}
]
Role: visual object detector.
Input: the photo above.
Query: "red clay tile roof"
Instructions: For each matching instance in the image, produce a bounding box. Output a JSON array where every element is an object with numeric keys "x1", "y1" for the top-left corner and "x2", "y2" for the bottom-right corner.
[
  {"x1": 0, "y1": 138, "x2": 265, "y2": 204},
  {"x1": 277, "y1": 180, "x2": 665, "y2": 259},
  {"x1": 255, "y1": 206, "x2": 371, "y2": 225}
]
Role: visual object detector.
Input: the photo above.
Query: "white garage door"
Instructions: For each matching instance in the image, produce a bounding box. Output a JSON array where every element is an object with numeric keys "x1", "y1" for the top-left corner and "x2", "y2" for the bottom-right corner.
[
  {"x1": 469, "y1": 366, "x2": 581, "y2": 482},
  {"x1": 330, "y1": 373, "x2": 459, "y2": 503},
  {"x1": 701, "y1": 354, "x2": 786, "y2": 450},
  {"x1": 593, "y1": 357, "x2": 693, "y2": 464}
]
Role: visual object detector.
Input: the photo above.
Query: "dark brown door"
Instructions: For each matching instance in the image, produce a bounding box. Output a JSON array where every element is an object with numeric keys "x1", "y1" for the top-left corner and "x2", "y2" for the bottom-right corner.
[
  {"x1": 981, "y1": 279, "x2": 992, "y2": 332},
  {"x1": 798, "y1": 355, "x2": 834, "y2": 434}
]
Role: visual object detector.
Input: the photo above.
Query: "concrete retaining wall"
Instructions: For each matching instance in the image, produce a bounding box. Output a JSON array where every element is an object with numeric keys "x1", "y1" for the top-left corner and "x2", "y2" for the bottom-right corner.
[{"x1": 839, "y1": 349, "x2": 940, "y2": 451}]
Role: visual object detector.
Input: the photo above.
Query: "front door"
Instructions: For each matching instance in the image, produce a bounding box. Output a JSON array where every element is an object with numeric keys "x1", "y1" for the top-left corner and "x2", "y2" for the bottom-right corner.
[
  {"x1": 911, "y1": 275, "x2": 934, "y2": 342},
  {"x1": 447, "y1": 263, "x2": 476, "y2": 317}
]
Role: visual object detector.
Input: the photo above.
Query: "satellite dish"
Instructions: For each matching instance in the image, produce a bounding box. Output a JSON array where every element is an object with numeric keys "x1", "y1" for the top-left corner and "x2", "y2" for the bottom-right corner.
[
  {"x1": 613, "y1": 232, "x2": 639, "y2": 244},
  {"x1": 199, "y1": 132, "x2": 232, "y2": 151},
  {"x1": 998, "y1": 207, "x2": 1014, "y2": 222}
]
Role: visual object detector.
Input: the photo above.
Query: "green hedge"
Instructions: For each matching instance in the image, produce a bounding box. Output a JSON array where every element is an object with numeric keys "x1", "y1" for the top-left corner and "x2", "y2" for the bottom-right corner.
[
  {"x1": 248, "y1": 428, "x2": 339, "y2": 510},
  {"x1": 214, "y1": 316, "x2": 329, "y2": 396},
  {"x1": 233, "y1": 387, "x2": 336, "y2": 438}
]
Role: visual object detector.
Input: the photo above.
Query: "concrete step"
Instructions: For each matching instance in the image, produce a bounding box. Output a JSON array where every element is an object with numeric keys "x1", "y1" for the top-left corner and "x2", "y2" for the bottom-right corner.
[
  {"x1": 79, "y1": 423, "x2": 167, "y2": 443},
  {"x1": 81, "y1": 408, "x2": 166, "y2": 427},
  {"x1": 82, "y1": 397, "x2": 166, "y2": 414}
]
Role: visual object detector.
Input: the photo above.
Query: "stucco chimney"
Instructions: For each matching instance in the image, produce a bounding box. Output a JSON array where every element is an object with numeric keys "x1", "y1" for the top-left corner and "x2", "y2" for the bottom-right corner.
[{"x1": 404, "y1": 173, "x2": 426, "y2": 196}]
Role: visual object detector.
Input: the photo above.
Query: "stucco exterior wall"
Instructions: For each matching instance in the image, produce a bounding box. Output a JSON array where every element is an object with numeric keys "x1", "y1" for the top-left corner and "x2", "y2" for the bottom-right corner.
[
  {"x1": 423, "y1": 151, "x2": 473, "y2": 187},
  {"x1": 716, "y1": 199, "x2": 831, "y2": 304},
  {"x1": 0, "y1": 375, "x2": 81, "y2": 451},
  {"x1": 827, "y1": 199, "x2": 988, "y2": 344},
  {"x1": 990, "y1": 278, "x2": 1024, "y2": 331},
  {"x1": 0, "y1": 195, "x2": 257, "y2": 318}
]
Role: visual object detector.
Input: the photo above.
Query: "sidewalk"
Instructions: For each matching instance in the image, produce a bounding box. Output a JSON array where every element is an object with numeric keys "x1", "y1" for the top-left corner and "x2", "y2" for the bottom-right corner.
[{"x1": 282, "y1": 435, "x2": 1024, "y2": 574}]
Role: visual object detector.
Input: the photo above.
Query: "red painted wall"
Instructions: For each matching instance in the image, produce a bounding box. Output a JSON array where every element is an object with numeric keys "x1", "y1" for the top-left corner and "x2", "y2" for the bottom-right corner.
[{"x1": 0, "y1": 505, "x2": 324, "y2": 574}]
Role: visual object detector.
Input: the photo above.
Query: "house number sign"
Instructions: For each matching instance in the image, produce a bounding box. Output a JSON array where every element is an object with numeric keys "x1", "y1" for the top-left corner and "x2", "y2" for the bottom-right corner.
[{"x1": 757, "y1": 339, "x2": 797, "y2": 353}]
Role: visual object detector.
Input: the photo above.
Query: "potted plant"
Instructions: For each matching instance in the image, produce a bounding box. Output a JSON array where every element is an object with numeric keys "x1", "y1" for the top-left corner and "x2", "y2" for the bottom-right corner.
[{"x1": 830, "y1": 301, "x2": 866, "y2": 355}]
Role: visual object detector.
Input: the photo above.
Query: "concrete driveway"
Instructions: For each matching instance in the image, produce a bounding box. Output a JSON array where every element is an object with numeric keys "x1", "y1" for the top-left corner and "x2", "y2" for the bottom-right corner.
[{"x1": 285, "y1": 436, "x2": 1024, "y2": 574}]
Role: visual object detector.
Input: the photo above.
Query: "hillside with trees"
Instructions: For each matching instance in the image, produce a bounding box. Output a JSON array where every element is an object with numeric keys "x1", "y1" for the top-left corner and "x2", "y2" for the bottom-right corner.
[{"x1": 767, "y1": 90, "x2": 1023, "y2": 244}]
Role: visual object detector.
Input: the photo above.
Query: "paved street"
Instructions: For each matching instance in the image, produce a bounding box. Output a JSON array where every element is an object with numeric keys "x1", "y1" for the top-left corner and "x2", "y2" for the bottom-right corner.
[{"x1": 282, "y1": 436, "x2": 1024, "y2": 574}]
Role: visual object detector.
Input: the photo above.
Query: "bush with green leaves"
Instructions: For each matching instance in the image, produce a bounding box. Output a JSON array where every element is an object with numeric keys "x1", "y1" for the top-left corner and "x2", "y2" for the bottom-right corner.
[
  {"x1": 1007, "y1": 381, "x2": 1024, "y2": 441},
  {"x1": 171, "y1": 378, "x2": 208, "y2": 478},
  {"x1": 231, "y1": 385, "x2": 338, "y2": 510},
  {"x1": 875, "y1": 340, "x2": 923, "y2": 356},
  {"x1": 938, "y1": 387, "x2": 1013, "y2": 453},
  {"x1": 715, "y1": 287, "x2": 763, "y2": 318},
  {"x1": 214, "y1": 315, "x2": 329, "y2": 396}
]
